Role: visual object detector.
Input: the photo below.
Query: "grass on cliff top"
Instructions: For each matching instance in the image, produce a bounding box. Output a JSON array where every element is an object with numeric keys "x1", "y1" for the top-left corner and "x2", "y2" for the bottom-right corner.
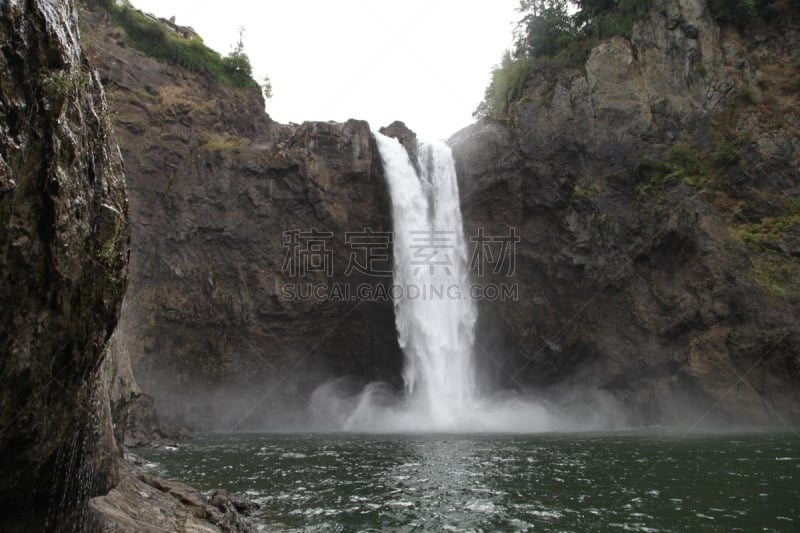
[{"x1": 88, "y1": 0, "x2": 259, "y2": 90}]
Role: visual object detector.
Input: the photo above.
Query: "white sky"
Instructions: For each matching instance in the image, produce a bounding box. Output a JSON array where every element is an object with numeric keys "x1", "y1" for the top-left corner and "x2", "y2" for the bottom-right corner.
[{"x1": 128, "y1": 0, "x2": 519, "y2": 140}]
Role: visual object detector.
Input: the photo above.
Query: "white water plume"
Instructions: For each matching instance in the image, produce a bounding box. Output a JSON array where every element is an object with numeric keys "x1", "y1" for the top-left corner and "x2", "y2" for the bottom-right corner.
[
  {"x1": 379, "y1": 133, "x2": 478, "y2": 428},
  {"x1": 307, "y1": 132, "x2": 626, "y2": 433}
]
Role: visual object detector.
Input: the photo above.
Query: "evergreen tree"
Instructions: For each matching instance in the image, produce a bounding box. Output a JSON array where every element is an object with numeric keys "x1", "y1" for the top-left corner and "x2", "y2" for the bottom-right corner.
[{"x1": 514, "y1": 0, "x2": 573, "y2": 57}]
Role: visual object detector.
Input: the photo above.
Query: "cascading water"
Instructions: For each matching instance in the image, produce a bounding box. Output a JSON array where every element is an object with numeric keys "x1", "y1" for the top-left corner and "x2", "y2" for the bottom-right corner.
[
  {"x1": 374, "y1": 133, "x2": 478, "y2": 429},
  {"x1": 313, "y1": 132, "x2": 575, "y2": 432}
]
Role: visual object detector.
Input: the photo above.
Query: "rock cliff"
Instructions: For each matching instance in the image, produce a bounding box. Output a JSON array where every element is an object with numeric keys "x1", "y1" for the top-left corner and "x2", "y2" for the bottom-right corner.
[
  {"x1": 82, "y1": 5, "x2": 402, "y2": 430},
  {"x1": 0, "y1": 0, "x2": 129, "y2": 529},
  {"x1": 451, "y1": 0, "x2": 800, "y2": 423},
  {"x1": 78, "y1": 0, "x2": 800, "y2": 430}
]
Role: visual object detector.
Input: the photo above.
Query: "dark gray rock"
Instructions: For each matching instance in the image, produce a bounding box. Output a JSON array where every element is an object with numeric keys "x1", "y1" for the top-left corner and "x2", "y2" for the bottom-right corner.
[
  {"x1": 0, "y1": 0, "x2": 129, "y2": 529},
  {"x1": 379, "y1": 120, "x2": 420, "y2": 174},
  {"x1": 451, "y1": 0, "x2": 800, "y2": 424},
  {"x1": 88, "y1": 460, "x2": 258, "y2": 532},
  {"x1": 83, "y1": 6, "x2": 403, "y2": 431}
]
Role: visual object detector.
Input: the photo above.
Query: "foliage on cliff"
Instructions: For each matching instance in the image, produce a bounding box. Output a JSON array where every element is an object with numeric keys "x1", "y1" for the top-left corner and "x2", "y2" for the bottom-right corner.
[
  {"x1": 87, "y1": 0, "x2": 260, "y2": 90},
  {"x1": 476, "y1": 0, "x2": 799, "y2": 119},
  {"x1": 475, "y1": 0, "x2": 655, "y2": 118}
]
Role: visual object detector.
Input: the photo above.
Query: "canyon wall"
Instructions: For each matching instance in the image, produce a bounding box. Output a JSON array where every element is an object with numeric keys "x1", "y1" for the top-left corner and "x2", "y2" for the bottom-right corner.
[
  {"x1": 80, "y1": 0, "x2": 800, "y2": 429},
  {"x1": 451, "y1": 0, "x2": 800, "y2": 423},
  {"x1": 0, "y1": 0, "x2": 129, "y2": 529},
  {"x1": 83, "y1": 6, "x2": 402, "y2": 430}
]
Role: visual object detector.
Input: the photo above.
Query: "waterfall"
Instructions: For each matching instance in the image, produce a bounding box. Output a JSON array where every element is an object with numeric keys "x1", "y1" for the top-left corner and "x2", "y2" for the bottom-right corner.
[
  {"x1": 315, "y1": 132, "x2": 559, "y2": 432},
  {"x1": 374, "y1": 132, "x2": 478, "y2": 429}
]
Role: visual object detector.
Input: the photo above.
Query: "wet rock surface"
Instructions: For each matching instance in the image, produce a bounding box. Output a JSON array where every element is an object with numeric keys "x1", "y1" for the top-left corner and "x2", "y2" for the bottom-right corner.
[
  {"x1": 379, "y1": 120, "x2": 420, "y2": 174},
  {"x1": 0, "y1": 0, "x2": 128, "y2": 529},
  {"x1": 88, "y1": 458, "x2": 258, "y2": 532}
]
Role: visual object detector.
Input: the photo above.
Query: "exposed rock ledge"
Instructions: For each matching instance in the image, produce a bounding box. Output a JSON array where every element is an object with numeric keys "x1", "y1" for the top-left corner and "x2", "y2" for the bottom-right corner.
[{"x1": 89, "y1": 456, "x2": 258, "y2": 532}]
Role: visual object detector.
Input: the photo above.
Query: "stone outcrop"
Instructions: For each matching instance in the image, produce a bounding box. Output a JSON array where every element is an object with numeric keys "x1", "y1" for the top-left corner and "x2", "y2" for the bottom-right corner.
[
  {"x1": 82, "y1": 6, "x2": 402, "y2": 430},
  {"x1": 0, "y1": 0, "x2": 128, "y2": 529},
  {"x1": 451, "y1": 0, "x2": 800, "y2": 423},
  {"x1": 89, "y1": 459, "x2": 258, "y2": 532},
  {"x1": 379, "y1": 120, "x2": 420, "y2": 174}
]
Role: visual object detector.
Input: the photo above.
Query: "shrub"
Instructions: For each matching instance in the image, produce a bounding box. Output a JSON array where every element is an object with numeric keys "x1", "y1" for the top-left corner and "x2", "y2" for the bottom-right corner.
[
  {"x1": 205, "y1": 134, "x2": 243, "y2": 153},
  {"x1": 573, "y1": 179, "x2": 604, "y2": 198},
  {"x1": 635, "y1": 143, "x2": 713, "y2": 195},
  {"x1": 88, "y1": 0, "x2": 259, "y2": 90},
  {"x1": 713, "y1": 140, "x2": 742, "y2": 168},
  {"x1": 577, "y1": 0, "x2": 654, "y2": 40},
  {"x1": 40, "y1": 69, "x2": 89, "y2": 99},
  {"x1": 708, "y1": 0, "x2": 758, "y2": 29},
  {"x1": 738, "y1": 85, "x2": 763, "y2": 105},
  {"x1": 474, "y1": 52, "x2": 535, "y2": 119},
  {"x1": 730, "y1": 199, "x2": 800, "y2": 296},
  {"x1": 158, "y1": 85, "x2": 215, "y2": 114},
  {"x1": 475, "y1": 0, "x2": 654, "y2": 119}
]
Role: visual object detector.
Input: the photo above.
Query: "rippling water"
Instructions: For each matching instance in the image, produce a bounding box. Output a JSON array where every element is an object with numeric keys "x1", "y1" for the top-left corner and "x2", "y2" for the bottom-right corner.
[{"x1": 137, "y1": 430, "x2": 799, "y2": 531}]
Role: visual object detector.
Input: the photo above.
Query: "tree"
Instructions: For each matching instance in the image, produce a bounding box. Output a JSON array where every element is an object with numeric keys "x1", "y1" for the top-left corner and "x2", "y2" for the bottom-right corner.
[
  {"x1": 514, "y1": 0, "x2": 574, "y2": 57},
  {"x1": 571, "y1": 0, "x2": 618, "y2": 28},
  {"x1": 262, "y1": 75, "x2": 273, "y2": 99},
  {"x1": 223, "y1": 27, "x2": 253, "y2": 78}
]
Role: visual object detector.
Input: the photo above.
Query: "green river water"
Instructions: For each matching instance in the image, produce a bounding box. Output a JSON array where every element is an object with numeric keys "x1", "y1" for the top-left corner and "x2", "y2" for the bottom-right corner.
[{"x1": 137, "y1": 430, "x2": 799, "y2": 532}]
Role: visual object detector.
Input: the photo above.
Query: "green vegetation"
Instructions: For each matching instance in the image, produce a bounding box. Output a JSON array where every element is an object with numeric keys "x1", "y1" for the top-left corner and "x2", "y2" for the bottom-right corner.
[
  {"x1": 708, "y1": 0, "x2": 800, "y2": 27},
  {"x1": 88, "y1": 0, "x2": 260, "y2": 90},
  {"x1": 476, "y1": 0, "x2": 654, "y2": 118},
  {"x1": 712, "y1": 140, "x2": 742, "y2": 168},
  {"x1": 634, "y1": 143, "x2": 715, "y2": 197},
  {"x1": 204, "y1": 134, "x2": 244, "y2": 153},
  {"x1": 476, "y1": 0, "x2": 798, "y2": 119},
  {"x1": 708, "y1": 0, "x2": 757, "y2": 28},
  {"x1": 158, "y1": 84, "x2": 214, "y2": 115},
  {"x1": 97, "y1": 214, "x2": 126, "y2": 269},
  {"x1": 40, "y1": 69, "x2": 89, "y2": 100},
  {"x1": 634, "y1": 143, "x2": 799, "y2": 297},
  {"x1": 729, "y1": 199, "x2": 800, "y2": 296},
  {"x1": 473, "y1": 52, "x2": 535, "y2": 119},
  {"x1": 573, "y1": 178, "x2": 605, "y2": 198},
  {"x1": 262, "y1": 75, "x2": 274, "y2": 100},
  {"x1": 738, "y1": 84, "x2": 763, "y2": 105}
]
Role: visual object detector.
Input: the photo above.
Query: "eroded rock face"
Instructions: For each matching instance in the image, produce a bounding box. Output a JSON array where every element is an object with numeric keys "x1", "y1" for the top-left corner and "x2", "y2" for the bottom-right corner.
[
  {"x1": 451, "y1": 0, "x2": 800, "y2": 424},
  {"x1": 83, "y1": 6, "x2": 402, "y2": 430},
  {"x1": 88, "y1": 460, "x2": 258, "y2": 532},
  {"x1": 0, "y1": 0, "x2": 128, "y2": 528}
]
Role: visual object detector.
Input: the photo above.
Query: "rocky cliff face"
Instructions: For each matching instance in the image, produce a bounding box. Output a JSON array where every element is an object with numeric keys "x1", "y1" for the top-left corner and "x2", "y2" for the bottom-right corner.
[
  {"x1": 83, "y1": 6, "x2": 402, "y2": 430},
  {"x1": 451, "y1": 0, "x2": 800, "y2": 423},
  {"x1": 80, "y1": 0, "x2": 799, "y2": 429},
  {"x1": 0, "y1": 0, "x2": 129, "y2": 529}
]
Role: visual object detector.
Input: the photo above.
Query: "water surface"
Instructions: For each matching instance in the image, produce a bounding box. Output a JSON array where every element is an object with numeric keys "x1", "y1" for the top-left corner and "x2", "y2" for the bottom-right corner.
[{"x1": 138, "y1": 430, "x2": 800, "y2": 531}]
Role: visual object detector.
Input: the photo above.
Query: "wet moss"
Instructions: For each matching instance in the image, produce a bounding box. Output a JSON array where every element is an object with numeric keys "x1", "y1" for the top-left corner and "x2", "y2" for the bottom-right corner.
[{"x1": 730, "y1": 199, "x2": 800, "y2": 296}]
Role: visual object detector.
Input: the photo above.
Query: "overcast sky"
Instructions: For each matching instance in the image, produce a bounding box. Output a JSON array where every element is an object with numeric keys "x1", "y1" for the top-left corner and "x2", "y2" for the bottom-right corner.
[{"x1": 129, "y1": 0, "x2": 519, "y2": 140}]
